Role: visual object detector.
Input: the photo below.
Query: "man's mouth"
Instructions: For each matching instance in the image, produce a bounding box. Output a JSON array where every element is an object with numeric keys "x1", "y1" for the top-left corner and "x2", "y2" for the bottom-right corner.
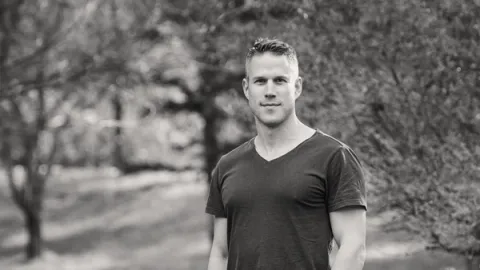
[{"x1": 261, "y1": 103, "x2": 281, "y2": 107}]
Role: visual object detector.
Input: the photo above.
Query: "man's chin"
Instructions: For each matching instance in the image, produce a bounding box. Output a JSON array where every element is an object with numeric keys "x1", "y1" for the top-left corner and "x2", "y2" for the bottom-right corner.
[{"x1": 256, "y1": 118, "x2": 284, "y2": 129}]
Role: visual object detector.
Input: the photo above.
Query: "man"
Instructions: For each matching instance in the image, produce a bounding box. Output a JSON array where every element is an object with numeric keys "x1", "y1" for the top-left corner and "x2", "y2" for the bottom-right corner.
[{"x1": 205, "y1": 38, "x2": 367, "y2": 270}]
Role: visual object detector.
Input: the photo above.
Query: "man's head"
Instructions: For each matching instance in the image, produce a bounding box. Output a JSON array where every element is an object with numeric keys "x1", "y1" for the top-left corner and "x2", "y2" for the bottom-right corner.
[{"x1": 242, "y1": 38, "x2": 302, "y2": 128}]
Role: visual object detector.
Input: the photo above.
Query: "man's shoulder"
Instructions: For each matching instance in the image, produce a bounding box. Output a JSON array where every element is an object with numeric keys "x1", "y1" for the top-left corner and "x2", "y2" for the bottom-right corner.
[
  {"x1": 311, "y1": 130, "x2": 363, "y2": 168},
  {"x1": 311, "y1": 129, "x2": 351, "y2": 154},
  {"x1": 216, "y1": 138, "x2": 254, "y2": 169}
]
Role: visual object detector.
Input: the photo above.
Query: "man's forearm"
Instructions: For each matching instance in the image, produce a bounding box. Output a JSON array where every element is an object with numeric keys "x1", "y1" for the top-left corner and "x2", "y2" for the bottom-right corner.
[
  {"x1": 207, "y1": 252, "x2": 227, "y2": 270},
  {"x1": 331, "y1": 243, "x2": 366, "y2": 270}
]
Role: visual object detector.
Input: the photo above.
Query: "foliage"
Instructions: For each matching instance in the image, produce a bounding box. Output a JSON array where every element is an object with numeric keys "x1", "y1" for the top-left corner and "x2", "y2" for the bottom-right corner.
[{"x1": 289, "y1": 0, "x2": 480, "y2": 259}]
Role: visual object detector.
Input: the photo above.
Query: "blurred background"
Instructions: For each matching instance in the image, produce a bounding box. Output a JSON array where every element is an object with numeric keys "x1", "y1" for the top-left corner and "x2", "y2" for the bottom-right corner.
[{"x1": 0, "y1": 0, "x2": 479, "y2": 269}]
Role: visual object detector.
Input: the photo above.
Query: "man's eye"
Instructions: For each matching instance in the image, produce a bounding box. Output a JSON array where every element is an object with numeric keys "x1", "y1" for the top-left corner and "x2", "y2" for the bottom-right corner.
[
  {"x1": 255, "y1": 79, "x2": 266, "y2": 83},
  {"x1": 275, "y1": 78, "x2": 286, "y2": 83}
]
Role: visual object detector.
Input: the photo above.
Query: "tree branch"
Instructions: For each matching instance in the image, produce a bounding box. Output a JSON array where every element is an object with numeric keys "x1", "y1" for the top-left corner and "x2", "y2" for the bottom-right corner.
[
  {"x1": 4, "y1": 1, "x2": 85, "y2": 74},
  {"x1": 6, "y1": 164, "x2": 26, "y2": 210},
  {"x1": 0, "y1": 61, "x2": 94, "y2": 100},
  {"x1": 1, "y1": 129, "x2": 26, "y2": 210},
  {"x1": 152, "y1": 75, "x2": 195, "y2": 98},
  {"x1": 162, "y1": 100, "x2": 203, "y2": 114},
  {"x1": 40, "y1": 126, "x2": 63, "y2": 180},
  {"x1": 0, "y1": 0, "x2": 26, "y2": 89}
]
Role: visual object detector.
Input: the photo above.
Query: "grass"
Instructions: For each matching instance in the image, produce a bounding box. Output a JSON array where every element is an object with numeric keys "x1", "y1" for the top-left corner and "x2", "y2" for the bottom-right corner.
[{"x1": 0, "y1": 167, "x2": 466, "y2": 270}]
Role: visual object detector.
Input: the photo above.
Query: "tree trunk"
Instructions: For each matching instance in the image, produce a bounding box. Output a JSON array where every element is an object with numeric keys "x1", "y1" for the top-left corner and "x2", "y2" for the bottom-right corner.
[
  {"x1": 22, "y1": 162, "x2": 46, "y2": 260},
  {"x1": 203, "y1": 102, "x2": 221, "y2": 242},
  {"x1": 24, "y1": 209, "x2": 43, "y2": 259},
  {"x1": 112, "y1": 91, "x2": 126, "y2": 171},
  {"x1": 466, "y1": 255, "x2": 480, "y2": 270},
  {"x1": 204, "y1": 116, "x2": 220, "y2": 185}
]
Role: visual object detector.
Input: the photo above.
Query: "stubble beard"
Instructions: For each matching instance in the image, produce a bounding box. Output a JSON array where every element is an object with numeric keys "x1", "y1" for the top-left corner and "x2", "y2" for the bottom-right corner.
[{"x1": 252, "y1": 105, "x2": 295, "y2": 130}]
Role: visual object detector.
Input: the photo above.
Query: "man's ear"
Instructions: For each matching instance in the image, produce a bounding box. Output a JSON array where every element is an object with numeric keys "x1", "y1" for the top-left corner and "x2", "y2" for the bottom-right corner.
[
  {"x1": 294, "y1": 76, "x2": 303, "y2": 99},
  {"x1": 242, "y1": 77, "x2": 249, "y2": 100}
]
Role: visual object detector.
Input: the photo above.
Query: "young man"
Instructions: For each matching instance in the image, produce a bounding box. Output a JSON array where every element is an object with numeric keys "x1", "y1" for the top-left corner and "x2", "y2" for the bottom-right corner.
[{"x1": 205, "y1": 38, "x2": 367, "y2": 270}]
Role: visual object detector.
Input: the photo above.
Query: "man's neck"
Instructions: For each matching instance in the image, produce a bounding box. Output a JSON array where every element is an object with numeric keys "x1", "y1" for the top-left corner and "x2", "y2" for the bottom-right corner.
[{"x1": 254, "y1": 115, "x2": 314, "y2": 155}]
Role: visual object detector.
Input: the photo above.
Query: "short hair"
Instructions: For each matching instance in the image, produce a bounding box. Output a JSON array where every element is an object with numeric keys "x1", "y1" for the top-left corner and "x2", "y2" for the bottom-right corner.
[
  {"x1": 245, "y1": 38, "x2": 299, "y2": 80},
  {"x1": 246, "y1": 38, "x2": 298, "y2": 64}
]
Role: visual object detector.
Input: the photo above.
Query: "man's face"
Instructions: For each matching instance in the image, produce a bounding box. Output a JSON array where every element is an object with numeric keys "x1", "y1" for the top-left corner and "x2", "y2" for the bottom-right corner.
[{"x1": 242, "y1": 52, "x2": 302, "y2": 128}]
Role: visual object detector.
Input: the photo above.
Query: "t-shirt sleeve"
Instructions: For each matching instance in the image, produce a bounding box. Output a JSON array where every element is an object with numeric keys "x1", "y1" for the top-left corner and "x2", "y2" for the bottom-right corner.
[
  {"x1": 326, "y1": 146, "x2": 367, "y2": 213},
  {"x1": 205, "y1": 164, "x2": 227, "y2": 218}
]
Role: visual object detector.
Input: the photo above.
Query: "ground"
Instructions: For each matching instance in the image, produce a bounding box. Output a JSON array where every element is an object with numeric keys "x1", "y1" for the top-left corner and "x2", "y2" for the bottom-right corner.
[{"x1": 0, "y1": 168, "x2": 466, "y2": 270}]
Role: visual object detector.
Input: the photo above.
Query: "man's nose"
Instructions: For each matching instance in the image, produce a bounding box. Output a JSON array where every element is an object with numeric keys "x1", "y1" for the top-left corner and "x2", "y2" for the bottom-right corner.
[{"x1": 264, "y1": 80, "x2": 275, "y2": 98}]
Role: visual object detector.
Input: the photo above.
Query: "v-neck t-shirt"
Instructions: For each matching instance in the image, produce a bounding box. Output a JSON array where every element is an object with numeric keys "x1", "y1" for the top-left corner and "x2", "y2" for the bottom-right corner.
[{"x1": 205, "y1": 130, "x2": 367, "y2": 270}]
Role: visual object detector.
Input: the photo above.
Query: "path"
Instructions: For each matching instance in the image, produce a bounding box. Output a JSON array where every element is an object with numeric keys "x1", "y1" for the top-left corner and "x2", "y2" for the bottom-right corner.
[{"x1": 0, "y1": 170, "x2": 465, "y2": 270}]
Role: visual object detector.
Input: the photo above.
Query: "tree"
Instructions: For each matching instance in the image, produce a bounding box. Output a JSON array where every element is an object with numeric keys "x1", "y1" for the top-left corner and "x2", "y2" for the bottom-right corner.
[
  {"x1": 0, "y1": 0, "x2": 157, "y2": 259},
  {"x1": 0, "y1": 0, "x2": 93, "y2": 259},
  {"x1": 283, "y1": 0, "x2": 480, "y2": 265}
]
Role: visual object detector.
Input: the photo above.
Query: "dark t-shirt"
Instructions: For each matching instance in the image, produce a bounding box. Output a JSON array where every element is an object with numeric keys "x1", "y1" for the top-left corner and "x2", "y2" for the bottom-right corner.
[{"x1": 205, "y1": 130, "x2": 367, "y2": 270}]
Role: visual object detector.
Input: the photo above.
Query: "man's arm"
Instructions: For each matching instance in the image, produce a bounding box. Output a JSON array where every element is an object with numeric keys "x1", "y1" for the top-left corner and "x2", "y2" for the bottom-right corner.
[
  {"x1": 329, "y1": 207, "x2": 367, "y2": 270},
  {"x1": 207, "y1": 217, "x2": 228, "y2": 270}
]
